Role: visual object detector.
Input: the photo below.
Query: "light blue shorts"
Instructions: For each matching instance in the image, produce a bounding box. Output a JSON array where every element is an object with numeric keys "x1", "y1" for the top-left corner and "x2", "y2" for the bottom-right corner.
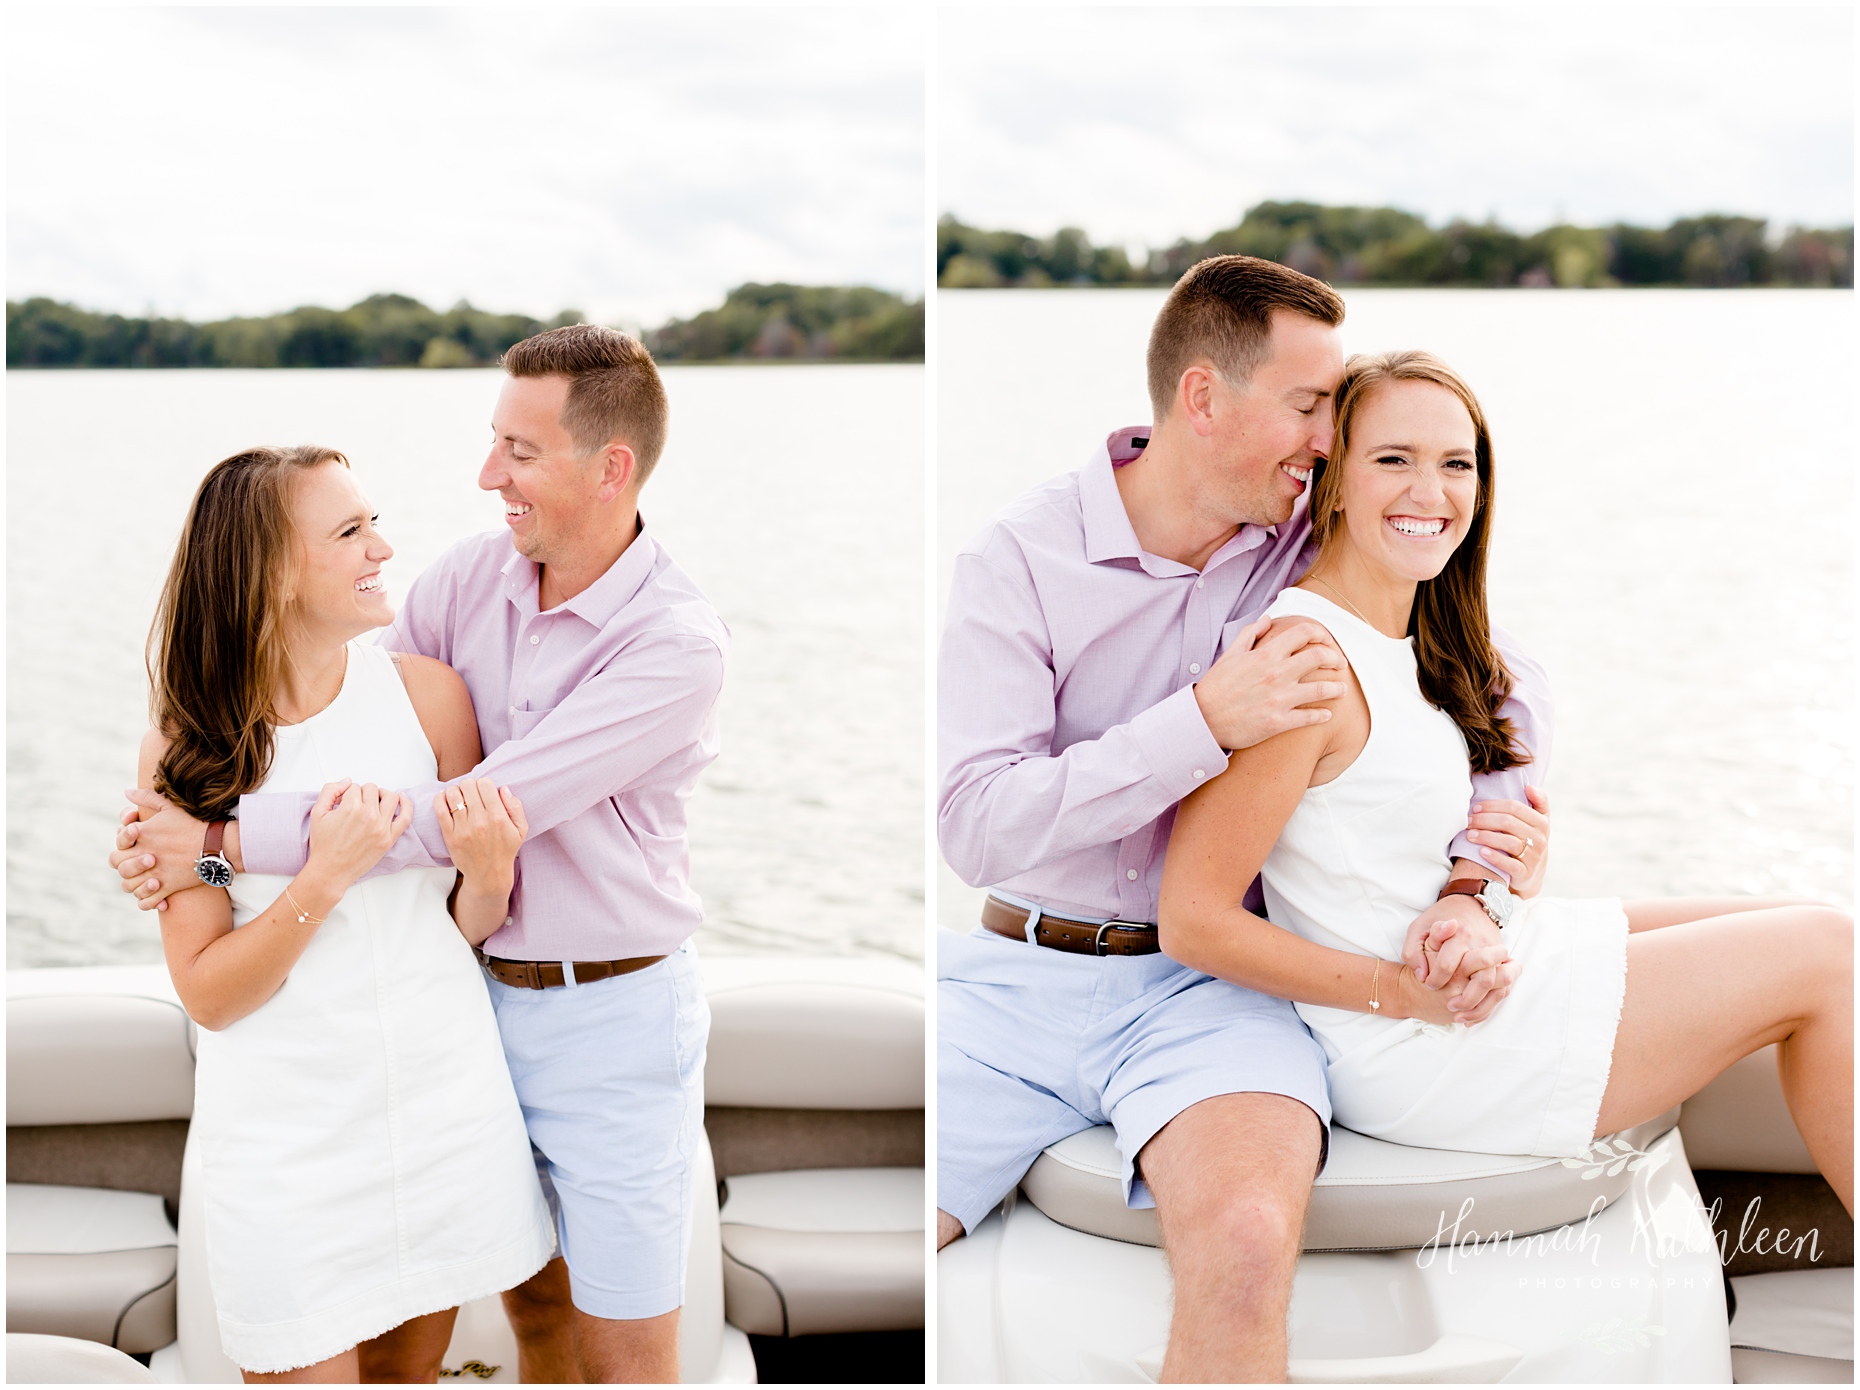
[
  {"x1": 938, "y1": 925, "x2": 1332, "y2": 1235},
  {"x1": 487, "y1": 941, "x2": 709, "y2": 1321}
]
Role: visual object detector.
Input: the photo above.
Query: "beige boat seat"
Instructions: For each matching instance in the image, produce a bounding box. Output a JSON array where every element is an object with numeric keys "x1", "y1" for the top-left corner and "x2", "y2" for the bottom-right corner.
[
  {"x1": 720, "y1": 1167, "x2": 923, "y2": 1336},
  {"x1": 5, "y1": 992, "x2": 196, "y2": 1129},
  {"x1": 1727, "y1": 1266, "x2": 1854, "y2": 1384},
  {"x1": 706, "y1": 979, "x2": 924, "y2": 1337},
  {"x1": 6, "y1": 1184, "x2": 178, "y2": 1355},
  {"x1": 5, "y1": 1333, "x2": 160, "y2": 1384},
  {"x1": 1019, "y1": 1107, "x2": 1683, "y2": 1251}
]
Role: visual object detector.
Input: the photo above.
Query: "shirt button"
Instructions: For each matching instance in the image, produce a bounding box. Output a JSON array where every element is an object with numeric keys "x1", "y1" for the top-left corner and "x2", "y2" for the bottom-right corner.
[
  {"x1": 530, "y1": 634, "x2": 539, "y2": 645},
  {"x1": 508, "y1": 706, "x2": 516, "y2": 716},
  {"x1": 504, "y1": 916, "x2": 513, "y2": 926},
  {"x1": 1193, "y1": 769, "x2": 1206, "y2": 780},
  {"x1": 1196, "y1": 578, "x2": 1205, "y2": 590},
  {"x1": 1189, "y1": 663, "x2": 1201, "y2": 675},
  {"x1": 1126, "y1": 869, "x2": 1139, "y2": 881}
]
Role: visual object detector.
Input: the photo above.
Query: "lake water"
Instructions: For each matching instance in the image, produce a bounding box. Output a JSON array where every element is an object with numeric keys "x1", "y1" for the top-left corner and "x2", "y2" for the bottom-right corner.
[
  {"x1": 8, "y1": 365, "x2": 924, "y2": 967},
  {"x1": 937, "y1": 289, "x2": 1853, "y2": 929}
]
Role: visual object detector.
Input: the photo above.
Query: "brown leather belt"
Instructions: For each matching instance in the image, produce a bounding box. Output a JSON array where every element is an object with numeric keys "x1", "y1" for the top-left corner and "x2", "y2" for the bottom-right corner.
[
  {"x1": 476, "y1": 950, "x2": 668, "y2": 990},
  {"x1": 981, "y1": 895, "x2": 1161, "y2": 957}
]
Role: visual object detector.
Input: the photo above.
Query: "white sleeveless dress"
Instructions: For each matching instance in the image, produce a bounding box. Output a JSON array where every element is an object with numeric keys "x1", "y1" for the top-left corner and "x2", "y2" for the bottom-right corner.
[
  {"x1": 191, "y1": 641, "x2": 555, "y2": 1373},
  {"x1": 1259, "y1": 589, "x2": 1628, "y2": 1159}
]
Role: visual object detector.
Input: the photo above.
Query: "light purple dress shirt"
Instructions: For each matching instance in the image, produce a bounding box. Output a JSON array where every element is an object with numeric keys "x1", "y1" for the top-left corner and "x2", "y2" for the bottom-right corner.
[
  {"x1": 938, "y1": 427, "x2": 1553, "y2": 926},
  {"x1": 238, "y1": 523, "x2": 728, "y2": 961}
]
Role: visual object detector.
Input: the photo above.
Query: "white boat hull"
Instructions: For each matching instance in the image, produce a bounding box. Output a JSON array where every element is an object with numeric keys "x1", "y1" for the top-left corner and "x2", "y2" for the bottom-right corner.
[{"x1": 940, "y1": 1129, "x2": 1730, "y2": 1383}]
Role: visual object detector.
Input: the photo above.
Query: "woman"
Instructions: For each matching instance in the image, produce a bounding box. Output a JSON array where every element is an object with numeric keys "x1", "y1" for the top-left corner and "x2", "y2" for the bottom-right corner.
[
  {"x1": 141, "y1": 446, "x2": 556, "y2": 1381},
  {"x1": 1159, "y1": 352, "x2": 1851, "y2": 1212}
]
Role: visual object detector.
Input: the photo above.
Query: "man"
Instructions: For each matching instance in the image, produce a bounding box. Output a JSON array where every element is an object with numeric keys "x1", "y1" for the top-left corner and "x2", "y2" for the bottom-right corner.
[
  {"x1": 110, "y1": 324, "x2": 728, "y2": 1383},
  {"x1": 936, "y1": 256, "x2": 1552, "y2": 1381}
]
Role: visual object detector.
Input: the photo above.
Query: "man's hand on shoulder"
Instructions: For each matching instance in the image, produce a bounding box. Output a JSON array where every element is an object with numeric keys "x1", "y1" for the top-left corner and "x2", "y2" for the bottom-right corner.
[{"x1": 1192, "y1": 616, "x2": 1347, "y2": 752}]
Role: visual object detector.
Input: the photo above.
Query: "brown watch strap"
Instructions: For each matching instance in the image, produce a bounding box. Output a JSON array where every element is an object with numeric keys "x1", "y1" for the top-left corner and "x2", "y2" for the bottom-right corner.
[
  {"x1": 1437, "y1": 877, "x2": 1492, "y2": 902},
  {"x1": 203, "y1": 821, "x2": 228, "y2": 857}
]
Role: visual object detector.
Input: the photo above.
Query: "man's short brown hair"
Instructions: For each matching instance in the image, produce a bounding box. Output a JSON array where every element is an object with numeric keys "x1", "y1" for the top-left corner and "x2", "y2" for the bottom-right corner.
[
  {"x1": 1146, "y1": 255, "x2": 1346, "y2": 422},
  {"x1": 502, "y1": 324, "x2": 670, "y2": 484}
]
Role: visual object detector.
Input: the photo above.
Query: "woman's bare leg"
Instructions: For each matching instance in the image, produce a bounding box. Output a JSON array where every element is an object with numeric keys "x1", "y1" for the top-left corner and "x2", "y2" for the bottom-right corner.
[
  {"x1": 1623, "y1": 897, "x2": 1814, "y2": 932},
  {"x1": 1594, "y1": 904, "x2": 1852, "y2": 1214},
  {"x1": 244, "y1": 1348, "x2": 361, "y2": 1383},
  {"x1": 358, "y1": 1308, "x2": 460, "y2": 1383}
]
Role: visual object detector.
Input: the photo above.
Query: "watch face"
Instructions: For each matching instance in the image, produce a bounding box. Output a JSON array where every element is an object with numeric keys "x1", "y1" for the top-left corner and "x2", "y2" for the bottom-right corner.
[
  {"x1": 196, "y1": 854, "x2": 234, "y2": 888},
  {"x1": 1478, "y1": 881, "x2": 1515, "y2": 927}
]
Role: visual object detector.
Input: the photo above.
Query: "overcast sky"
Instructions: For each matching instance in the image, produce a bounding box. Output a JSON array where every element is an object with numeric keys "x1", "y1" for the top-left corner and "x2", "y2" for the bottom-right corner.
[
  {"x1": 8, "y1": 6, "x2": 924, "y2": 325},
  {"x1": 939, "y1": 6, "x2": 1854, "y2": 250}
]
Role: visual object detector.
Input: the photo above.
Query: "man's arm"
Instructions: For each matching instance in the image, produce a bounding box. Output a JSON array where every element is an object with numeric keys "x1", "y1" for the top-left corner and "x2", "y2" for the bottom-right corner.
[
  {"x1": 937, "y1": 553, "x2": 1220, "y2": 886},
  {"x1": 114, "y1": 626, "x2": 723, "y2": 903},
  {"x1": 936, "y1": 551, "x2": 1342, "y2": 888},
  {"x1": 1451, "y1": 622, "x2": 1554, "y2": 882},
  {"x1": 240, "y1": 629, "x2": 724, "y2": 878}
]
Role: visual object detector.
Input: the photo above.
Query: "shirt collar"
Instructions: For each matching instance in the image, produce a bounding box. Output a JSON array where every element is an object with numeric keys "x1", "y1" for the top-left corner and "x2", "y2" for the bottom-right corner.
[
  {"x1": 500, "y1": 515, "x2": 658, "y2": 625},
  {"x1": 1081, "y1": 434, "x2": 1145, "y2": 565},
  {"x1": 1083, "y1": 427, "x2": 1281, "y2": 575}
]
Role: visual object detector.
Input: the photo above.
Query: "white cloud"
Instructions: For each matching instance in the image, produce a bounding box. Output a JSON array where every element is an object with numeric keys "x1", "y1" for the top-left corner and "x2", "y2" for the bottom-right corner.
[
  {"x1": 7, "y1": 6, "x2": 925, "y2": 324},
  {"x1": 939, "y1": 5, "x2": 1853, "y2": 246}
]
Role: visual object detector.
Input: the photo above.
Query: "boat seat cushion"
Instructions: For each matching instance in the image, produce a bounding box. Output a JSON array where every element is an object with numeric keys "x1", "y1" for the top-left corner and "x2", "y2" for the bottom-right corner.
[
  {"x1": 5, "y1": 1333, "x2": 160, "y2": 1384},
  {"x1": 6, "y1": 994, "x2": 195, "y2": 1126},
  {"x1": 719, "y1": 1167, "x2": 923, "y2": 1336},
  {"x1": 1730, "y1": 1266, "x2": 1852, "y2": 1363},
  {"x1": 6, "y1": 1184, "x2": 178, "y2": 1354},
  {"x1": 706, "y1": 984, "x2": 923, "y2": 1109},
  {"x1": 1019, "y1": 1108, "x2": 1682, "y2": 1251}
]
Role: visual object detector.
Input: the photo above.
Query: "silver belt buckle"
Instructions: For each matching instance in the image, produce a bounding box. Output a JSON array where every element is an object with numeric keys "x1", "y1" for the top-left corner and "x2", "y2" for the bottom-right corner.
[{"x1": 1095, "y1": 920, "x2": 1148, "y2": 956}]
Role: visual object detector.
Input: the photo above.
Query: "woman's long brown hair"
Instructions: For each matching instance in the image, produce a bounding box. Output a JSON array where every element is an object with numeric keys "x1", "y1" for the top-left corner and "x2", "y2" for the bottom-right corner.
[
  {"x1": 147, "y1": 446, "x2": 348, "y2": 820},
  {"x1": 1308, "y1": 351, "x2": 1525, "y2": 774}
]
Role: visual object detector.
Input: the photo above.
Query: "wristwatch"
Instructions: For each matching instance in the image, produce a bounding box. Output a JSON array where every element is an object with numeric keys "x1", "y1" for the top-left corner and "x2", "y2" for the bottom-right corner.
[
  {"x1": 195, "y1": 821, "x2": 234, "y2": 888},
  {"x1": 1438, "y1": 875, "x2": 1516, "y2": 929}
]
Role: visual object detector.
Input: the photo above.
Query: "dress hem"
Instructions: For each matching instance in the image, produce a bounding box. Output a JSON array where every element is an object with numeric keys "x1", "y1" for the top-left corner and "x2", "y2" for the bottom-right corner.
[{"x1": 219, "y1": 1229, "x2": 555, "y2": 1375}]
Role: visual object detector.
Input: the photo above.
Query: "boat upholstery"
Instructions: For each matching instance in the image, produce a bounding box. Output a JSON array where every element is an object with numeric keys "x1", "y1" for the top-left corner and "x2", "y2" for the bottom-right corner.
[
  {"x1": 720, "y1": 1168, "x2": 923, "y2": 1336},
  {"x1": 6, "y1": 1185, "x2": 178, "y2": 1354},
  {"x1": 707, "y1": 980, "x2": 926, "y2": 1337},
  {"x1": 5, "y1": 1332, "x2": 160, "y2": 1384},
  {"x1": 1679, "y1": 1044, "x2": 1819, "y2": 1172},
  {"x1": 705, "y1": 982, "x2": 923, "y2": 1109},
  {"x1": 6, "y1": 995, "x2": 195, "y2": 1127},
  {"x1": 1728, "y1": 1266, "x2": 1854, "y2": 1383},
  {"x1": 1018, "y1": 1107, "x2": 1684, "y2": 1250},
  {"x1": 704, "y1": 1105, "x2": 923, "y2": 1177}
]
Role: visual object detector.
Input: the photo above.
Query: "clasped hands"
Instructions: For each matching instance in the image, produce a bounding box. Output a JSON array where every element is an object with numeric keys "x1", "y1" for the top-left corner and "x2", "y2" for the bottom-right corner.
[{"x1": 1396, "y1": 788, "x2": 1551, "y2": 1026}]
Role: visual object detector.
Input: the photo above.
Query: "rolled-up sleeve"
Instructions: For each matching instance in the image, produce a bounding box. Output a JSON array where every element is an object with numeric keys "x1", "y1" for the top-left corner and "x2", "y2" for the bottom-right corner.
[
  {"x1": 1453, "y1": 622, "x2": 1555, "y2": 881},
  {"x1": 937, "y1": 550, "x2": 1227, "y2": 887}
]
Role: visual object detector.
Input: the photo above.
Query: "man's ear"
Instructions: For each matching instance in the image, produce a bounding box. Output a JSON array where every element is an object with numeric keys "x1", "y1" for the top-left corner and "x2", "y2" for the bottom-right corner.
[
  {"x1": 594, "y1": 442, "x2": 638, "y2": 500},
  {"x1": 1178, "y1": 363, "x2": 1219, "y2": 438}
]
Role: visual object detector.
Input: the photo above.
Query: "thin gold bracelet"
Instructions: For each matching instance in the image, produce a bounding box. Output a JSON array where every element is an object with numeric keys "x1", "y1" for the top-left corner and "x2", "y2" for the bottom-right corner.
[
  {"x1": 1369, "y1": 959, "x2": 1382, "y2": 1012},
  {"x1": 283, "y1": 887, "x2": 326, "y2": 926}
]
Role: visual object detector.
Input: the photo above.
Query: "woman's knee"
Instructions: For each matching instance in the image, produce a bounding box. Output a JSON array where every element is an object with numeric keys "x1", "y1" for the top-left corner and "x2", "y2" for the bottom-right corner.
[{"x1": 1790, "y1": 906, "x2": 1854, "y2": 972}]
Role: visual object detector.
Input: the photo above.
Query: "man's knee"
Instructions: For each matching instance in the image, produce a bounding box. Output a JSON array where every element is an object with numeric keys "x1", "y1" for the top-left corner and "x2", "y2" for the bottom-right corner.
[{"x1": 1186, "y1": 1186, "x2": 1307, "y2": 1273}]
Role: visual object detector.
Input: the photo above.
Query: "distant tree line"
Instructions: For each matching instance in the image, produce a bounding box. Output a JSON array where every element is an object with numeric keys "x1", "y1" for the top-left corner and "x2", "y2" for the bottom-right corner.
[
  {"x1": 939, "y1": 203, "x2": 1855, "y2": 290},
  {"x1": 6, "y1": 283, "x2": 925, "y2": 369},
  {"x1": 645, "y1": 282, "x2": 922, "y2": 363}
]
